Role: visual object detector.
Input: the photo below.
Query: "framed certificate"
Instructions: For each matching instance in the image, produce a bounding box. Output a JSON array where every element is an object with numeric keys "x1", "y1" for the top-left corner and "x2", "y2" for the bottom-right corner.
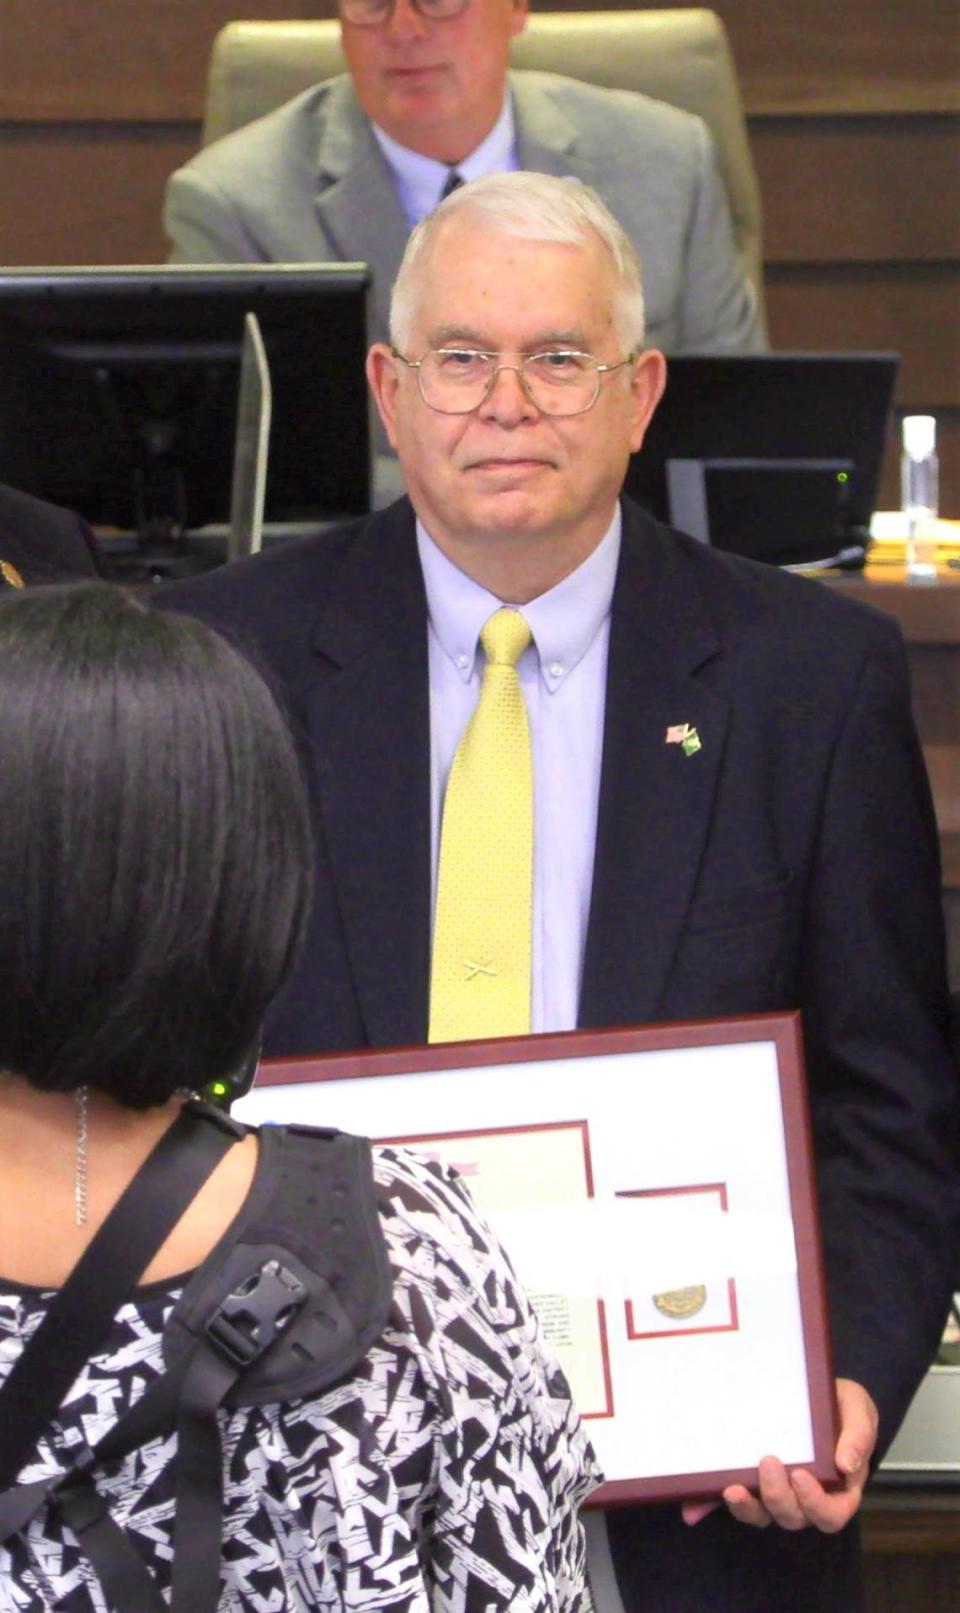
[{"x1": 235, "y1": 1013, "x2": 839, "y2": 1505}]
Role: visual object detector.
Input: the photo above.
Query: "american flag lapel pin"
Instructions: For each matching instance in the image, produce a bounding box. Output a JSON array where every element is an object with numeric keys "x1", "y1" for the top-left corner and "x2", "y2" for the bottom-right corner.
[{"x1": 665, "y1": 723, "x2": 702, "y2": 757}]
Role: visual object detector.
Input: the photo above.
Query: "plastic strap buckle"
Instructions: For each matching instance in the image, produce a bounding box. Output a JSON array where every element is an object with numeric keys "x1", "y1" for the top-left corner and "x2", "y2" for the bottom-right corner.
[{"x1": 204, "y1": 1260, "x2": 307, "y2": 1368}]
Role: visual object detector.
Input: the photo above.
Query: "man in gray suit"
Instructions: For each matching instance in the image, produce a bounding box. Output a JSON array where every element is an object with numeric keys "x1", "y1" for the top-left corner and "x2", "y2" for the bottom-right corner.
[{"x1": 165, "y1": 0, "x2": 763, "y2": 359}]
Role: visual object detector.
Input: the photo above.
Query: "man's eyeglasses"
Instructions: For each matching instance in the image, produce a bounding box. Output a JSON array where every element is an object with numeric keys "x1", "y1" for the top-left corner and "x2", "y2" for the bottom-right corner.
[
  {"x1": 391, "y1": 347, "x2": 638, "y2": 417},
  {"x1": 339, "y1": 0, "x2": 469, "y2": 25}
]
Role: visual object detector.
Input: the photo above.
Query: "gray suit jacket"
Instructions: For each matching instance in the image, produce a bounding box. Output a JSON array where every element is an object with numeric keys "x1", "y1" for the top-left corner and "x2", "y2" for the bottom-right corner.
[{"x1": 165, "y1": 71, "x2": 763, "y2": 356}]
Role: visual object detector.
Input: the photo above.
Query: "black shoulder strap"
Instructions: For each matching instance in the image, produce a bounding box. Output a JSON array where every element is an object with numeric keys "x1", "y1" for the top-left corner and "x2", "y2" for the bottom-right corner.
[
  {"x1": 0, "y1": 1117, "x2": 393, "y2": 1613},
  {"x1": 0, "y1": 1101, "x2": 242, "y2": 1491},
  {"x1": 163, "y1": 1123, "x2": 393, "y2": 1405}
]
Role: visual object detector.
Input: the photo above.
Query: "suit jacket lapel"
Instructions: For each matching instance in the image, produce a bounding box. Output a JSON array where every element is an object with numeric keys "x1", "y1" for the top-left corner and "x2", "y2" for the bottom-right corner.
[
  {"x1": 309, "y1": 75, "x2": 605, "y2": 341},
  {"x1": 580, "y1": 504, "x2": 730, "y2": 1028},
  {"x1": 312, "y1": 81, "x2": 410, "y2": 343},
  {"x1": 306, "y1": 502, "x2": 432, "y2": 1047},
  {"x1": 511, "y1": 73, "x2": 602, "y2": 190},
  {"x1": 310, "y1": 75, "x2": 604, "y2": 343}
]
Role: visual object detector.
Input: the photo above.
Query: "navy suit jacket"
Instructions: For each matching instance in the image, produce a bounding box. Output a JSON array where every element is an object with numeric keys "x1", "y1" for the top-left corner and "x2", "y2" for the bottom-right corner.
[
  {"x1": 160, "y1": 496, "x2": 959, "y2": 1612},
  {"x1": 0, "y1": 483, "x2": 100, "y2": 585}
]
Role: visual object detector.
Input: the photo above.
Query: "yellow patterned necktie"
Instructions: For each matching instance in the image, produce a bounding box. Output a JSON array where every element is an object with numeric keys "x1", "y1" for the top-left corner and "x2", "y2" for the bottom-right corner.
[{"x1": 429, "y1": 607, "x2": 533, "y2": 1043}]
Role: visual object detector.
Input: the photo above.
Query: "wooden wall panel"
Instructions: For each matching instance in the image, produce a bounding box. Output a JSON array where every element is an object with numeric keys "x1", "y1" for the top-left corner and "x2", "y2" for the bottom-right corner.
[
  {"x1": 752, "y1": 117, "x2": 960, "y2": 264},
  {"x1": 0, "y1": 128, "x2": 195, "y2": 266},
  {"x1": 574, "y1": 0, "x2": 960, "y2": 114},
  {"x1": 2, "y1": 1, "x2": 959, "y2": 121},
  {"x1": 0, "y1": 1, "x2": 322, "y2": 122},
  {"x1": 765, "y1": 269, "x2": 960, "y2": 402}
]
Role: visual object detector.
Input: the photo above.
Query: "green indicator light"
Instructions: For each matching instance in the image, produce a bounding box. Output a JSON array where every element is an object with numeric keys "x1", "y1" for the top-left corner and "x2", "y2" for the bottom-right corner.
[
  {"x1": 210, "y1": 1080, "x2": 228, "y2": 1097},
  {"x1": 837, "y1": 472, "x2": 849, "y2": 483}
]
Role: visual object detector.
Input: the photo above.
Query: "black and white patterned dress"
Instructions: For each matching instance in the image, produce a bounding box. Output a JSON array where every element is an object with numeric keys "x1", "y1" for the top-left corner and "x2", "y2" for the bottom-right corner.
[{"x1": 0, "y1": 1147, "x2": 601, "y2": 1611}]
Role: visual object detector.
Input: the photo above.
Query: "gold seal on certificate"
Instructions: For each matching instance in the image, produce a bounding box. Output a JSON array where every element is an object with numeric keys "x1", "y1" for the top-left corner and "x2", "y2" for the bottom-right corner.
[{"x1": 653, "y1": 1285, "x2": 708, "y2": 1319}]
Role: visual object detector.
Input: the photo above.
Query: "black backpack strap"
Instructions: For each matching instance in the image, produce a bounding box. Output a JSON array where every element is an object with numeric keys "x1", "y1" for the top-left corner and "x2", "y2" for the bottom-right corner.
[
  {"x1": 26, "y1": 1255, "x2": 314, "y2": 1613},
  {"x1": 0, "y1": 1467, "x2": 167, "y2": 1613},
  {"x1": 170, "y1": 1335, "x2": 251, "y2": 1612},
  {"x1": 164, "y1": 1126, "x2": 393, "y2": 1406},
  {"x1": 56, "y1": 1459, "x2": 168, "y2": 1613},
  {"x1": 0, "y1": 1100, "x2": 242, "y2": 1488},
  {"x1": 0, "y1": 1099, "x2": 242, "y2": 1492},
  {"x1": 0, "y1": 1118, "x2": 393, "y2": 1613},
  {"x1": 113, "y1": 1127, "x2": 392, "y2": 1613}
]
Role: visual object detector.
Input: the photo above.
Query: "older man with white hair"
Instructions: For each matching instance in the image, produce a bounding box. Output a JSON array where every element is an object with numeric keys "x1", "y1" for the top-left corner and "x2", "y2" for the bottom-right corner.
[{"x1": 159, "y1": 172, "x2": 959, "y2": 1613}]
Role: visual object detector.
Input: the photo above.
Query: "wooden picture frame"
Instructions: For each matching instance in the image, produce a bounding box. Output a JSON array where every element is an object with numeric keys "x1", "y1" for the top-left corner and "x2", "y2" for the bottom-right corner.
[{"x1": 235, "y1": 1012, "x2": 839, "y2": 1505}]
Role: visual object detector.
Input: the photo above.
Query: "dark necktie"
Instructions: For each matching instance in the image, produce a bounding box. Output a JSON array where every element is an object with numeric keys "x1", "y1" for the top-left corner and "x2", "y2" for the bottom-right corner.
[{"x1": 439, "y1": 168, "x2": 464, "y2": 203}]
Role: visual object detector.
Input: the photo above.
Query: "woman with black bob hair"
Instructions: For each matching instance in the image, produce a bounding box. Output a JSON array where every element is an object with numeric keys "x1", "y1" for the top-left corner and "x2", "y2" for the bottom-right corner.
[
  {"x1": 0, "y1": 581, "x2": 311, "y2": 1106},
  {"x1": 0, "y1": 584, "x2": 598, "y2": 1611}
]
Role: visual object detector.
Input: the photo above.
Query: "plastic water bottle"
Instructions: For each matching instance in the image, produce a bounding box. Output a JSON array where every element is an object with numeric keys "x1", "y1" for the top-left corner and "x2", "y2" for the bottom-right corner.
[{"x1": 901, "y1": 415, "x2": 939, "y2": 581}]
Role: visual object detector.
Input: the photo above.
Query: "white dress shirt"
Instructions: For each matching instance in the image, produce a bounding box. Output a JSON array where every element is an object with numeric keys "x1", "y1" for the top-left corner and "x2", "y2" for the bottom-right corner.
[{"x1": 372, "y1": 94, "x2": 518, "y2": 225}]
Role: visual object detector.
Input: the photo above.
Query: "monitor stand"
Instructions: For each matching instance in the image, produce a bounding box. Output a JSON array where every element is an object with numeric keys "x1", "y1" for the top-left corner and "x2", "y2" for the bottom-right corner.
[
  {"x1": 97, "y1": 532, "x2": 227, "y2": 585},
  {"x1": 98, "y1": 314, "x2": 273, "y2": 584}
]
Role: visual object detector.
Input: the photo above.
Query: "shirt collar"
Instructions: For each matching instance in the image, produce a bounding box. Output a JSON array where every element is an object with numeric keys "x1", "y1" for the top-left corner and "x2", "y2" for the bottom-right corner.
[
  {"x1": 372, "y1": 94, "x2": 517, "y2": 226},
  {"x1": 416, "y1": 507, "x2": 622, "y2": 692}
]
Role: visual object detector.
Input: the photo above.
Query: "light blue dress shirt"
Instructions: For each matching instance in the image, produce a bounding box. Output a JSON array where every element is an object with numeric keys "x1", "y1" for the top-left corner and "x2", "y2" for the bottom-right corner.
[
  {"x1": 419, "y1": 514, "x2": 629, "y2": 1611},
  {"x1": 417, "y1": 512, "x2": 620, "y2": 1035},
  {"x1": 372, "y1": 95, "x2": 518, "y2": 226}
]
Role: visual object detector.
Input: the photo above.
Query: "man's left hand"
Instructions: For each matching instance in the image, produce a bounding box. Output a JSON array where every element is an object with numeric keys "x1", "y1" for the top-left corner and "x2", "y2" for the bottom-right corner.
[{"x1": 682, "y1": 1378, "x2": 879, "y2": 1532}]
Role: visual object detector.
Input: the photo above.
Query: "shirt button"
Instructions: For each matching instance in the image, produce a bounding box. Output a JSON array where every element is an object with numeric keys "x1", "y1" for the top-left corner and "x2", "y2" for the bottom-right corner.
[
  {"x1": 456, "y1": 653, "x2": 470, "y2": 670},
  {"x1": 548, "y1": 660, "x2": 564, "y2": 679}
]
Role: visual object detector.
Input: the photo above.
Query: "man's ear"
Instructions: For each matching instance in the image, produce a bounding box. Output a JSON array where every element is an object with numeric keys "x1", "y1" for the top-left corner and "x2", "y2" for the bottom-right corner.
[
  {"x1": 628, "y1": 348, "x2": 668, "y2": 454},
  {"x1": 366, "y1": 343, "x2": 402, "y2": 452},
  {"x1": 508, "y1": 0, "x2": 529, "y2": 39}
]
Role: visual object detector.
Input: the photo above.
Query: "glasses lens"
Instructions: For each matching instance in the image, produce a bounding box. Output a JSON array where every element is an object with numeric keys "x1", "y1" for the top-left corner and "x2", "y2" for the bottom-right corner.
[
  {"x1": 419, "y1": 350, "x2": 496, "y2": 413},
  {"x1": 415, "y1": 350, "x2": 607, "y2": 415},
  {"x1": 339, "y1": 0, "x2": 391, "y2": 24},
  {"x1": 340, "y1": 0, "x2": 467, "y2": 20},
  {"x1": 521, "y1": 353, "x2": 601, "y2": 415}
]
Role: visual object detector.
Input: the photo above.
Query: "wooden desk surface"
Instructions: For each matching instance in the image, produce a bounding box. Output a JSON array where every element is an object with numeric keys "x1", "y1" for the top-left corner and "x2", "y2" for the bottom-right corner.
[
  {"x1": 862, "y1": 1484, "x2": 960, "y2": 1554},
  {"x1": 819, "y1": 560, "x2": 960, "y2": 644},
  {"x1": 815, "y1": 560, "x2": 960, "y2": 912}
]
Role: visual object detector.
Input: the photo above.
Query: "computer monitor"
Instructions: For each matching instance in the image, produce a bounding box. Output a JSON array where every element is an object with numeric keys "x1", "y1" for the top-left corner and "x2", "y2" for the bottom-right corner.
[
  {"x1": 0, "y1": 265, "x2": 372, "y2": 574},
  {"x1": 626, "y1": 353, "x2": 899, "y2": 567}
]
